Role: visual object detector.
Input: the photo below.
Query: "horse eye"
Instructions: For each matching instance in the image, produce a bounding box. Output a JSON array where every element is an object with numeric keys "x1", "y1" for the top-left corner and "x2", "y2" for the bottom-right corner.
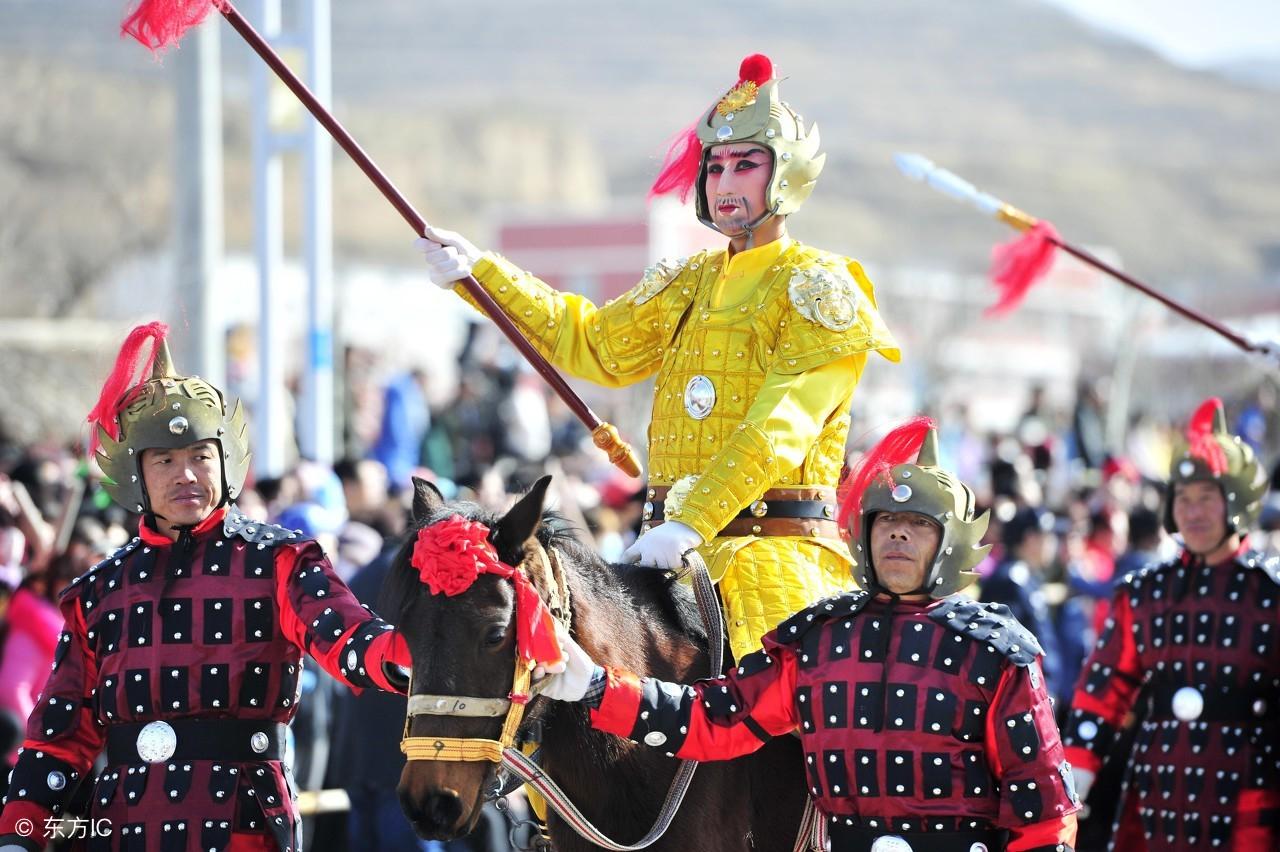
[{"x1": 483, "y1": 626, "x2": 507, "y2": 647}]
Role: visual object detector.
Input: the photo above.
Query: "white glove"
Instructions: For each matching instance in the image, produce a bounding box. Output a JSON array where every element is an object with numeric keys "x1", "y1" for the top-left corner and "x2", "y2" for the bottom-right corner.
[
  {"x1": 534, "y1": 627, "x2": 597, "y2": 703},
  {"x1": 1073, "y1": 767, "x2": 1096, "y2": 804},
  {"x1": 414, "y1": 224, "x2": 483, "y2": 289},
  {"x1": 1255, "y1": 339, "x2": 1280, "y2": 369},
  {"x1": 622, "y1": 520, "x2": 703, "y2": 572}
]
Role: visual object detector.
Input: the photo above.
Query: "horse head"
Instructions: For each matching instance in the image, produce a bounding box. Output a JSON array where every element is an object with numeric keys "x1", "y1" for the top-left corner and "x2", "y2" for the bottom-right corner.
[{"x1": 386, "y1": 474, "x2": 564, "y2": 839}]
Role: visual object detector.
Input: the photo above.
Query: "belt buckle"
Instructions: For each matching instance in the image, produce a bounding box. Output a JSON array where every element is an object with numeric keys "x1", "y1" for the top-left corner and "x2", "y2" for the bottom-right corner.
[
  {"x1": 251, "y1": 730, "x2": 271, "y2": 754},
  {"x1": 136, "y1": 720, "x2": 178, "y2": 763}
]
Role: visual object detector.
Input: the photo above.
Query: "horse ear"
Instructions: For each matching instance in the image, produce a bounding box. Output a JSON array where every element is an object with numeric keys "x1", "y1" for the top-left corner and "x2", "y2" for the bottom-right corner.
[
  {"x1": 492, "y1": 475, "x2": 552, "y2": 562},
  {"x1": 411, "y1": 477, "x2": 445, "y2": 525}
]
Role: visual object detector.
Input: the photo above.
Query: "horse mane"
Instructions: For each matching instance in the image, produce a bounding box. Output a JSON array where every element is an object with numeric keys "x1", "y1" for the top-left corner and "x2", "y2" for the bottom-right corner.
[{"x1": 380, "y1": 501, "x2": 707, "y2": 647}]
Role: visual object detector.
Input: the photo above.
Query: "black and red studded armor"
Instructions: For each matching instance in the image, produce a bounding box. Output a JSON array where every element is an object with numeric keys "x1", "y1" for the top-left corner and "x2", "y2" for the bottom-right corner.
[
  {"x1": 1063, "y1": 546, "x2": 1280, "y2": 851},
  {"x1": 588, "y1": 591, "x2": 1079, "y2": 851},
  {"x1": 0, "y1": 506, "x2": 409, "y2": 852}
]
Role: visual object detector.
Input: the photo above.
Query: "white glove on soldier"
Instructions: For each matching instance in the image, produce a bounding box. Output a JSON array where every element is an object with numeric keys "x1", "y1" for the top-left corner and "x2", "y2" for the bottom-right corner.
[
  {"x1": 534, "y1": 627, "x2": 598, "y2": 703},
  {"x1": 622, "y1": 520, "x2": 703, "y2": 572},
  {"x1": 414, "y1": 224, "x2": 483, "y2": 288},
  {"x1": 1073, "y1": 767, "x2": 1096, "y2": 804}
]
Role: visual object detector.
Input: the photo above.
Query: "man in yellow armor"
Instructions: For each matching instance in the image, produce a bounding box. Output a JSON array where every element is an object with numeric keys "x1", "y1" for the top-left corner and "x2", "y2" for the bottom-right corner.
[{"x1": 416, "y1": 54, "x2": 899, "y2": 659}]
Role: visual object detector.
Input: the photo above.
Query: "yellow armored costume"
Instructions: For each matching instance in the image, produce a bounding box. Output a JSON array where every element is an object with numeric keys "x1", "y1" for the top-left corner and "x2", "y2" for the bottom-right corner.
[
  {"x1": 462, "y1": 237, "x2": 898, "y2": 655},
  {"x1": 419, "y1": 53, "x2": 901, "y2": 658}
]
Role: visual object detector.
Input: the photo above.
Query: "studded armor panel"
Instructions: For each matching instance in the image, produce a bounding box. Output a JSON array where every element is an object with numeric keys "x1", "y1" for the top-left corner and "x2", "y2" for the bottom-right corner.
[
  {"x1": 1063, "y1": 548, "x2": 1280, "y2": 850},
  {"x1": 0, "y1": 506, "x2": 408, "y2": 851},
  {"x1": 589, "y1": 593, "x2": 1078, "y2": 849}
]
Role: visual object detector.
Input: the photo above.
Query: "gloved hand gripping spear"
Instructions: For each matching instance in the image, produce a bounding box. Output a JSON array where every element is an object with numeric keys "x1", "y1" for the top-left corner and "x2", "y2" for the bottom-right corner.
[{"x1": 119, "y1": 0, "x2": 642, "y2": 476}]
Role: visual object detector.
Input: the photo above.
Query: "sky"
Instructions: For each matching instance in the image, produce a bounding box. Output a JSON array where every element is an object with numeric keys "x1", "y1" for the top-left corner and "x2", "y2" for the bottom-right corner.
[{"x1": 1043, "y1": 0, "x2": 1280, "y2": 66}]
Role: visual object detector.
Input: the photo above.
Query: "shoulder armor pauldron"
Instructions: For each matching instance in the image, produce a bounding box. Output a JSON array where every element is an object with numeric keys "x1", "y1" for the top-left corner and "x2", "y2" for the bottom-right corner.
[
  {"x1": 773, "y1": 590, "x2": 872, "y2": 646},
  {"x1": 787, "y1": 261, "x2": 860, "y2": 332},
  {"x1": 928, "y1": 597, "x2": 1043, "y2": 666},
  {"x1": 1120, "y1": 558, "x2": 1177, "y2": 590},
  {"x1": 628, "y1": 256, "x2": 690, "y2": 307},
  {"x1": 222, "y1": 506, "x2": 310, "y2": 547},
  {"x1": 1243, "y1": 551, "x2": 1280, "y2": 587},
  {"x1": 63, "y1": 537, "x2": 142, "y2": 599}
]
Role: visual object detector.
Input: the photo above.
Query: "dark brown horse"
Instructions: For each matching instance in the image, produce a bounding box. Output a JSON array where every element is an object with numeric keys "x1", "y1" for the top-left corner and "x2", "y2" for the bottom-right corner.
[{"x1": 384, "y1": 476, "x2": 808, "y2": 851}]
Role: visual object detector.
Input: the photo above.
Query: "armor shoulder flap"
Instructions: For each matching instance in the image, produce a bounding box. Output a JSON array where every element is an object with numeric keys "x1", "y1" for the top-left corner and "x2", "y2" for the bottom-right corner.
[
  {"x1": 1244, "y1": 551, "x2": 1280, "y2": 587},
  {"x1": 61, "y1": 537, "x2": 142, "y2": 601},
  {"x1": 928, "y1": 597, "x2": 1043, "y2": 667},
  {"x1": 776, "y1": 250, "x2": 899, "y2": 374},
  {"x1": 626, "y1": 254, "x2": 699, "y2": 307},
  {"x1": 769, "y1": 590, "x2": 872, "y2": 647},
  {"x1": 222, "y1": 506, "x2": 312, "y2": 548},
  {"x1": 1118, "y1": 557, "x2": 1176, "y2": 590}
]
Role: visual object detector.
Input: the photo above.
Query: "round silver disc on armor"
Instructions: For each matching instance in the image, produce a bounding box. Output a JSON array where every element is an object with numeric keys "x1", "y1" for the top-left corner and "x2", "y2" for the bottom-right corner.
[
  {"x1": 870, "y1": 837, "x2": 913, "y2": 852},
  {"x1": 136, "y1": 720, "x2": 178, "y2": 763},
  {"x1": 1171, "y1": 686, "x2": 1204, "y2": 721},
  {"x1": 250, "y1": 731, "x2": 270, "y2": 754},
  {"x1": 683, "y1": 375, "x2": 716, "y2": 420}
]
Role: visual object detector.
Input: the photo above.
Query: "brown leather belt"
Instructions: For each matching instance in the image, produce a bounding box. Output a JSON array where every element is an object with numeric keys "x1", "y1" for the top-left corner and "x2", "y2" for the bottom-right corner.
[{"x1": 644, "y1": 485, "x2": 842, "y2": 539}]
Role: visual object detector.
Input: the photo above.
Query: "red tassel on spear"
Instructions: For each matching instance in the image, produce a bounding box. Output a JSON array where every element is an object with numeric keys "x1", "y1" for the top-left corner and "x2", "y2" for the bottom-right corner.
[
  {"x1": 893, "y1": 153, "x2": 1278, "y2": 363},
  {"x1": 117, "y1": 0, "x2": 642, "y2": 477}
]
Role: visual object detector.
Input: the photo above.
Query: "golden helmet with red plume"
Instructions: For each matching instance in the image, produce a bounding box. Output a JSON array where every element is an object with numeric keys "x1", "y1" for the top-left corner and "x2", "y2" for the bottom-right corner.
[
  {"x1": 838, "y1": 417, "x2": 990, "y2": 597},
  {"x1": 650, "y1": 54, "x2": 826, "y2": 232},
  {"x1": 1165, "y1": 397, "x2": 1268, "y2": 534},
  {"x1": 87, "y1": 323, "x2": 251, "y2": 514}
]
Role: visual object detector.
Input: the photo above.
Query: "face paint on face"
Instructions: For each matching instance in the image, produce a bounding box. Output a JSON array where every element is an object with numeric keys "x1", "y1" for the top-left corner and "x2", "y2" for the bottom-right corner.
[{"x1": 703, "y1": 144, "x2": 773, "y2": 236}]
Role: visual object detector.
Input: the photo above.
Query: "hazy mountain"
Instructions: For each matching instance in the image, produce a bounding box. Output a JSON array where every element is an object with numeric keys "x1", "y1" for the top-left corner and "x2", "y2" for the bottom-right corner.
[{"x1": 2, "y1": 0, "x2": 1278, "y2": 316}]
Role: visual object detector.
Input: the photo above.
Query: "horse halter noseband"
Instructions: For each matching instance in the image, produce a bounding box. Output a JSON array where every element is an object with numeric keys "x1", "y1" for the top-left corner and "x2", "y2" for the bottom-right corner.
[{"x1": 400, "y1": 540, "x2": 570, "y2": 764}]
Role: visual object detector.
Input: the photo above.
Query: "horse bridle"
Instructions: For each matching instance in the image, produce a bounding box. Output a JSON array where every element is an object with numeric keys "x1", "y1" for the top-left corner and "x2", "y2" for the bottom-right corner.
[{"x1": 399, "y1": 541, "x2": 570, "y2": 765}]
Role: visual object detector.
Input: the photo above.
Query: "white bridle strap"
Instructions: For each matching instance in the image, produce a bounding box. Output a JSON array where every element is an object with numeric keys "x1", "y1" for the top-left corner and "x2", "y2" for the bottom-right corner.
[{"x1": 406, "y1": 694, "x2": 511, "y2": 718}]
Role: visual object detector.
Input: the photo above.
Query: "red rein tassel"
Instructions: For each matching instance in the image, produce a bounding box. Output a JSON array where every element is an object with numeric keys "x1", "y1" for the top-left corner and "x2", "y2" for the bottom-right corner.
[
  {"x1": 987, "y1": 220, "x2": 1060, "y2": 317},
  {"x1": 837, "y1": 416, "x2": 935, "y2": 534},
  {"x1": 1186, "y1": 398, "x2": 1228, "y2": 476},
  {"x1": 121, "y1": 0, "x2": 226, "y2": 53},
  {"x1": 86, "y1": 322, "x2": 169, "y2": 456}
]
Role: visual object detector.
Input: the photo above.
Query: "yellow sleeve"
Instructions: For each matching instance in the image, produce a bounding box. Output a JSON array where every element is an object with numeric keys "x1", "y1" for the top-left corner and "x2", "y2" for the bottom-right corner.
[
  {"x1": 669, "y1": 354, "x2": 865, "y2": 541},
  {"x1": 458, "y1": 253, "x2": 700, "y2": 389}
]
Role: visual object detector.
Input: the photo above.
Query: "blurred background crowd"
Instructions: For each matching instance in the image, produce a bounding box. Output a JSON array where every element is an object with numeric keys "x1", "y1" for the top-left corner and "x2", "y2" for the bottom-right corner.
[{"x1": 1, "y1": 324, "x2": 1277, "y2": 850}]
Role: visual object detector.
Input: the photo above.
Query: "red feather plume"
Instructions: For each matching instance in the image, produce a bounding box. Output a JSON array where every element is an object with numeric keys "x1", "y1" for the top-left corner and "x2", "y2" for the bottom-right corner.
[
  {"x1": 121, "y1": 0, "x2": 227, "y2": 53},
  {"x1": 86, "y1": 322, "x2": 169, "y2": 456},
  {"x1": 837, "y1": 416, "x2": 935, "y2": 534},
  {"x1": 986, "y1": 220, "x2": 1060, "y2": 317},
  {"x1": 1186, "y1": 397, "x2": 1228, "y2": 476},
  {"x1": 648, "y1": 123, "x2": 703, "y2": 204}
]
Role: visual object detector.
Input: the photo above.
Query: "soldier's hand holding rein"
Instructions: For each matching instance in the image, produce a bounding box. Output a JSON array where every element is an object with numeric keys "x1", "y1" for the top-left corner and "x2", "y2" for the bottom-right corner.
[
  {"x1": 415, "y1": 223, "x2": 482, "y2": 287},
  {"x1": 534, "y1": 626, "x2": 598, "y2": 703},
  {"x1": 622, "y1": 520, "x2": 703, "y2": 572}
]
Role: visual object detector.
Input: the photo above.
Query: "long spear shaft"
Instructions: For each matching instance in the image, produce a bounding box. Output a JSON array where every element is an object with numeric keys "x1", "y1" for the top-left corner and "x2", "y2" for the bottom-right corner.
[
  {"x1": 161, "y1": 2, "x2": 641, "y2": 476},
  {"x1": 894, "y1": 153, "x2": 1272, "y2": 358}
]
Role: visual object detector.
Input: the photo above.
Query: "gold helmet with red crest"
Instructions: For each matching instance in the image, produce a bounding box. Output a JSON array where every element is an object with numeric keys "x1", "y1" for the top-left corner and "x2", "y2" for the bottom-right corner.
[
  {"x1": 650, "y1": 54, "x2": 826, "y2": 233},
  {"x1": 1164, "y1": 397, "x2": 1268, "y2": 534}
]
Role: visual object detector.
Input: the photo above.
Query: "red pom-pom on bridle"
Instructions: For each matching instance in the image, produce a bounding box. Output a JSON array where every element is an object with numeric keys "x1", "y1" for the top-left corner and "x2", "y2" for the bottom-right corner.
[{"x1": 410, "y1": 516, "x2": 564, "y2": 669}]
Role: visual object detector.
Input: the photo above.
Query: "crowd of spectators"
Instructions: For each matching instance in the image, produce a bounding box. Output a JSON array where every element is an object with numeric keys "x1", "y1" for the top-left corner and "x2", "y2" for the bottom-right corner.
[{"x1": 1, "y1": 342, "x2": 1276, "y2": 850}]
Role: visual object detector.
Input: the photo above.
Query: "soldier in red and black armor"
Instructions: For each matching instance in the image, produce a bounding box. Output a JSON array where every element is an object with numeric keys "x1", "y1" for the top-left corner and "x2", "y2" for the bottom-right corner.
[
  {"x1": 1063, "y1": 397, "x2": 1278, "y2": 851},
  {"x1": 0, "y1": 324, "x2": 411, "y2": 852},
  {"x1": 539, "y1": 417, "x2": 1079, "y2": 851}
]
